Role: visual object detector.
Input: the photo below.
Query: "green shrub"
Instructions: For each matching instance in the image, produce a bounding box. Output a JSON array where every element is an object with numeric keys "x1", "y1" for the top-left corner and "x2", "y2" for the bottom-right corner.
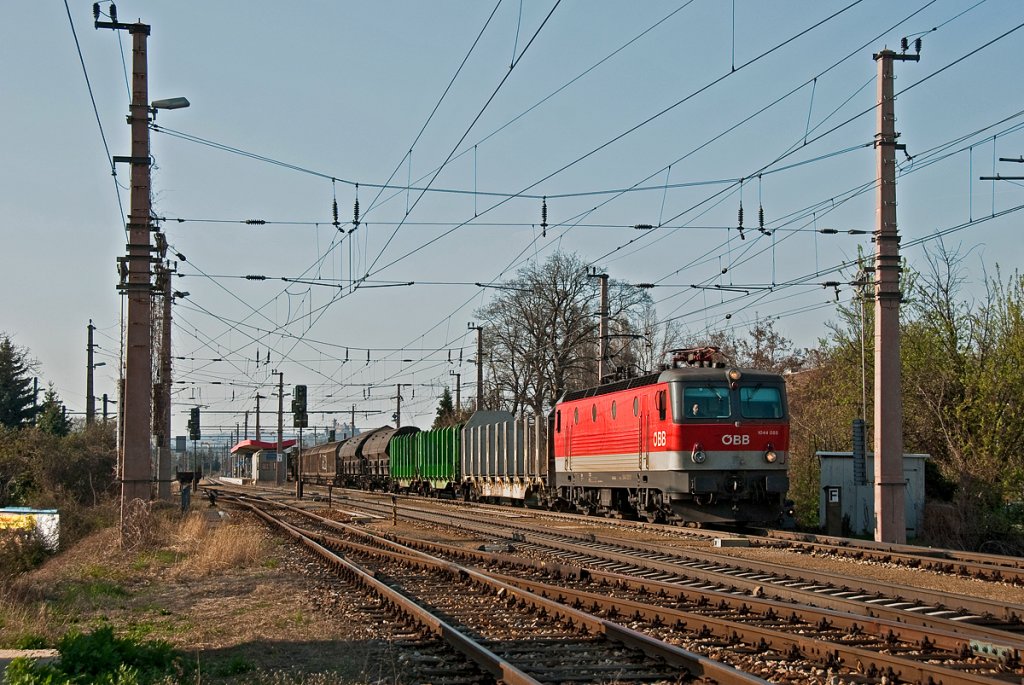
[{"x1": 4, "y1": 625, "x2": 184, "y2": 685}]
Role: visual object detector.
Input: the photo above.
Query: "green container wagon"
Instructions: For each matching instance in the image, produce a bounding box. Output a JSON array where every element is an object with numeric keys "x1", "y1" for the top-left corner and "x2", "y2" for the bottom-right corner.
[
  {"x1": 390, "y1": 431, "x2": 417, "y2": 488},
  {"x1": 390, "y1": 426, "x2": 461, "y2": 493}
]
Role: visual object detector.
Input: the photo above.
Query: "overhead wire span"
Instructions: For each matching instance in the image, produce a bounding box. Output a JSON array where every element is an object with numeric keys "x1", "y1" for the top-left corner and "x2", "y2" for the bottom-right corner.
[
  {"x1": 363, "y1": 0, "x2": 564, "y2": 278},
  {"x1": 63, "y1": 0, "x2": 126, "y2": 231}
]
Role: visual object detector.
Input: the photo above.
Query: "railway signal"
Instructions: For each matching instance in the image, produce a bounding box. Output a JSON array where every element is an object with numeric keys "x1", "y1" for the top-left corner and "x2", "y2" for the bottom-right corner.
[
  {"x1": 292, "y1": 384, "x2": 307, "y2": 428},
  {"x1": 188, "y1": 406, "x2": 201, "y2": 441}
]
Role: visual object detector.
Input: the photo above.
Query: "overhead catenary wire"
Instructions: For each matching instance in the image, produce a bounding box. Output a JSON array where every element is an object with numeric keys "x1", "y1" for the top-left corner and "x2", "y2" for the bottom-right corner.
[
  {"x1": 148, "y1": 3, "x2": 1020, "y2": 426},
  {"x1": 63, "y1": 0, "x2": 126, "y2": 232}
]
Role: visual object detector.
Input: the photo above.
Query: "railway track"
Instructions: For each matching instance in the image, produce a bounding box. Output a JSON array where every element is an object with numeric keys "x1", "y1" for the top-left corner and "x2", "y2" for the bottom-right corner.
[
  {"x1": 216, "y1": 483, "x2": 1024, "y2": 638},
  {"x1": 214, "y1": 486, "x2": 1024, "y2": 683},
  {"x1": 755, "y1": 528, "x2": 1024, "y2": 585},
  {"x1": 227, "y1": 492, "x2": 766, "y2": 685},
  {"x1": 363, "y1": 495, "x2": 1024, "y2": 631},
  {"x1": 281, "y1": 480, "x2": 1024, "y2": 589}
]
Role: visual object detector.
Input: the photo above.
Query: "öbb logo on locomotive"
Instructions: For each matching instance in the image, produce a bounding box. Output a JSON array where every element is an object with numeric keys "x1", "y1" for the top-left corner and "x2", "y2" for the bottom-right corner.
[{"x1": 297, "y1": 347, "x2": 791, "y2": 526}]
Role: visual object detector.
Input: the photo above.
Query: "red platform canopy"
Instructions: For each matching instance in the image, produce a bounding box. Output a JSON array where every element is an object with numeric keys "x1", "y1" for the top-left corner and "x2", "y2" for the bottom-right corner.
[{"x1": 230, "y1": 439, "x2": 297, "y2": 455}]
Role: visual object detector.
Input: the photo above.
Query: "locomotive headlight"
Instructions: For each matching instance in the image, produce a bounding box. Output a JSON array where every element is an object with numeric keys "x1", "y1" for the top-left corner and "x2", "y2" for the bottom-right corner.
[
  {"x1": 727, "y1": 368, "x2": 742, "y2": 381},
  {"x1": 764, "y1": 450, "x2": 778, "y2": 463},
  {"x1": 691, "y1": 444, "x2": 706, "y2": 464}
]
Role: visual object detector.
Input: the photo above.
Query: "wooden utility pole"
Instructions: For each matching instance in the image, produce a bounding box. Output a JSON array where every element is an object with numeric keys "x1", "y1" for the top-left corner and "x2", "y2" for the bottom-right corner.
[{"x1": 873, "y1": 46, "x2": 918, "y2": 544}]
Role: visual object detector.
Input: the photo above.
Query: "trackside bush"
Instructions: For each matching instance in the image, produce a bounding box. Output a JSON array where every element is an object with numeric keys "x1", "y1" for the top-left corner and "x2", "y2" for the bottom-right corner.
[{"x1": 4, "y1": 625, "x2": 184, "y2": 684}]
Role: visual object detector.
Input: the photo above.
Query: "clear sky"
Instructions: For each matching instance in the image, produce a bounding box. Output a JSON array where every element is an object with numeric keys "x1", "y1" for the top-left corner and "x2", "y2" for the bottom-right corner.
[{"x1": 3, "y1": 1, "x2": 1023, "y2": 444}]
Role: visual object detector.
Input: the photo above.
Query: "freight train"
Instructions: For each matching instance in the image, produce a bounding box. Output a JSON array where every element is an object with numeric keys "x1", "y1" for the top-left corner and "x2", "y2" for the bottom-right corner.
[{"x1": 297, "y1": 348, "x2": 790, "y2": 525}]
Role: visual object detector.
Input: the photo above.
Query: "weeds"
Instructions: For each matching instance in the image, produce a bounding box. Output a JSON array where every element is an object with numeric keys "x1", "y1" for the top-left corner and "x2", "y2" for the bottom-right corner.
[
  {"x1": 0, "y1": 529, "x2": 50, "y2": 582},
  {"x1": 4, "y1": 624, "x2": 185, "y2": 684}
]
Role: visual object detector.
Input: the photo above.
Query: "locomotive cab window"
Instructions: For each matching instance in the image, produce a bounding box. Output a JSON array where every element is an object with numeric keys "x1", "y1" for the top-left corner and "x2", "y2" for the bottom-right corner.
[
  {"x1": 676, "y1": 384, "x2": 731, "y2": 420},
  {"x1": 739, "y1": 385, "x2": 783, "y2": 419},
  {"x1": 655, "y1": 390, "x2": 667, "y2": 420}
]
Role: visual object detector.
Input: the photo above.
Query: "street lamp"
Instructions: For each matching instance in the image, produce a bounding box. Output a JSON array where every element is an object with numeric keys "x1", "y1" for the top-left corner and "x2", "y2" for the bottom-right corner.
[{"x1": 151, "y1": 96, "x2": 190, "y2": 112}]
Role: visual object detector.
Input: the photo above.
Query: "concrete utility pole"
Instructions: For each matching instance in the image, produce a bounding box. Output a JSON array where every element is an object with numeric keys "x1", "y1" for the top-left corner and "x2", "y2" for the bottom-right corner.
[
  {"x1": 113, "y1": 19, "x2": 154, "y2": 510},
  {"x1": 273, "y1": 371, "x2": 284, "y2": 484},
  {"x1": 393, "y1": 384, "x2": 412, "y2": 428},
  {"x1": 255, "y1": 394, "x2": 264, "y2": 440},
  {"x1": 468, "y1": 322, "x2": 483, "y2": 411},
  {"x1": 95, "y1": 9, "x2": 189, "y2": 531},
  {"x1": 86, "y1": 321, "x2": 96, "y2": 424},
  {"x1": 588, "y1": 269, "x2": 609, "y2": 384},
  {"x1": 873, "y1": 46, "x2": 918, "y2": 544},
  {"x1": 154, "y1": 239, "x2": 173, "y2": 501},
  {"x1": 351, "y1": 405, "x2": 356, "y2": 439},
  {"x1": 450, "y1": 370, "x2": 461, "y2": 417}
]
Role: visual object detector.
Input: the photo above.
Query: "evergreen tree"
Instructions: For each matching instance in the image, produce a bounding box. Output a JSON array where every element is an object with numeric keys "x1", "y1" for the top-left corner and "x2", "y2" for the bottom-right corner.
[
  {"x1": 432, "y1": 387, "x2": 455, "y2": 429},
  {"x1": 0, "y1": 335, "x2": 37, "y2": 429},
  {"x1": 37, "y1": 385, "x2": 71, "y2": 437}
]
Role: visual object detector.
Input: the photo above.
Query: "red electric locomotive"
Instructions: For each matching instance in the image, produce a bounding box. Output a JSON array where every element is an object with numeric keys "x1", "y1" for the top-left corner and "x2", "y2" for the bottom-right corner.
[{"x1": 552, "y1": 347, "x2": 789, "y2": 525}]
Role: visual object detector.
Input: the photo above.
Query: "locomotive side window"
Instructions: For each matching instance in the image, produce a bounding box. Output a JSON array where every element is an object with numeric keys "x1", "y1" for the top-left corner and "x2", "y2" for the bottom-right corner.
[
  {"x1": 633, "y1": 397, "x2": 639, "y2": 416},
  {"x1": 739, "y1": 385, "x2": 783, "y2": 419},
  {"x1": 655, "y1": 390, "x2": 667, "y2": 420},
  {"x1": 556, "y1": 410, "x2": 561, "y2": 433},
  {"x1": 679, "y1": 384, "x2": 731, "y2": 420}
]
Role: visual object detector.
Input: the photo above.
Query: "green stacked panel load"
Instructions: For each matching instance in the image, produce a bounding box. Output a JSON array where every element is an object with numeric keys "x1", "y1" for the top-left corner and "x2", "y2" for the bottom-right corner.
[
  {"x1": 390, "y1": 431, "x2": 417, "y2": 486},
  {"x1": 419, "y1": 425, "x2": 460, "y2": 488},
  {"x1": 390, "y1": 426, "x2": 461, "y2": 490}
]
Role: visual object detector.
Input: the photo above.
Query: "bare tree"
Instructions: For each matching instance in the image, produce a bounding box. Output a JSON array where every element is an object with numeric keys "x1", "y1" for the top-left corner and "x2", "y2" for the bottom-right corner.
[{"x1": 477, "y1": 252, "x2": 652, "y2": 416}]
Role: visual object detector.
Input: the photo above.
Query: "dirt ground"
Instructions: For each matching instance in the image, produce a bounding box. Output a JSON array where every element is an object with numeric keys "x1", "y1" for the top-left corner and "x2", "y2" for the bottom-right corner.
[
  {"x1": 7, "y1": 495, "x2": 1024, "y2": 684},
  {"x1": 0, "y1": 502, "x2": 450, "y2": 684}
]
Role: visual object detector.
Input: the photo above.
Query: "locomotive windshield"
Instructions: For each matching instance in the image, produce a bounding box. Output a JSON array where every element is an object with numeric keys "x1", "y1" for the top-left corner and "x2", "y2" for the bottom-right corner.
[
  {"x1": 670, "y1": 381, "x2": 784, "y2": 421},
  {"x1": 739, "y1": 385, "x2": 784, "y2": 419},
  {"x1": 677, "y1": 384, "x2": 731, "y2": 420}
]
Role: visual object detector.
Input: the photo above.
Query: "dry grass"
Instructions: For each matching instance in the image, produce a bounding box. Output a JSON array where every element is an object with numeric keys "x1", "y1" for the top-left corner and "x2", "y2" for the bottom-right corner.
[
  {"x1": 172, "y1": 514, "x2": 268, "y2": 577},
  {"x1": 1, "y1": 504, "x2": 396, "y2": 683}
]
